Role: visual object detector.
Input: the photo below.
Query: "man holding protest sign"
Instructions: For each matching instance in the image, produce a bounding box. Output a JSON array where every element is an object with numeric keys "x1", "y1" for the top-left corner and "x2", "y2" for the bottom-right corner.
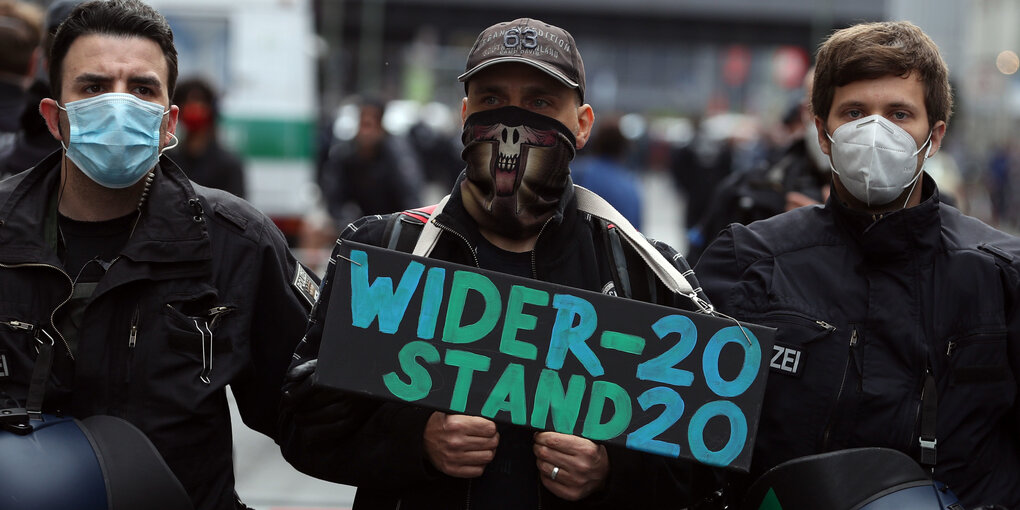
[
  {"x1": 696, "y1": 21, "x2": 1020, "y2": 508},
  {"x1": 279, "y1": 17, "x2": 742, "y2": 509}
]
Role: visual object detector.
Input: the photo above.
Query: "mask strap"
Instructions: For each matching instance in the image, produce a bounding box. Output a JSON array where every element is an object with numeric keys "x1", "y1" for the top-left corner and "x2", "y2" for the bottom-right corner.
[
  {"x1": 913, "y1": 129, "x2": 934, "y2": 158},
  {"x1": 823, "y1": 130, "x2": 840, "y2": 175},
  {"x1": 160, "y1": 133, "x2": 179, "y2": 154},
  {"x1": 901, "y1": 129, "x2": 934, "y2": 209}
]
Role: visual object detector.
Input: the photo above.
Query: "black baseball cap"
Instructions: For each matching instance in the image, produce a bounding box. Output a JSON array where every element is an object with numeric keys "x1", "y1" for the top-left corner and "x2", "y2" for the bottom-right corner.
[{"x1": 458, "y1": 18, "x2": 585, "y2": 102}]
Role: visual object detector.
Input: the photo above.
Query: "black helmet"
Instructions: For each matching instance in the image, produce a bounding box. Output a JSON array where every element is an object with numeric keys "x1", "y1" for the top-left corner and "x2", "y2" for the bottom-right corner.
[
  {"x1": 0, "y1": 413, "x2": 194, "y2": 510},
  {"x1": 741, "y1": 448, "x2": 963, "y2": 510}
]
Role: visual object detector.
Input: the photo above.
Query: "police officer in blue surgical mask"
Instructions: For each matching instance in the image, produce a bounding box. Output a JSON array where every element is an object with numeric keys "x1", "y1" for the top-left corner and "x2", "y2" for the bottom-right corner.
[
  {"x1": 696, "y1": 21, "x2": 1020, "y2": 509},
  {"x1": 0, "y1": 1, "x2": 315, "y2": 509}
]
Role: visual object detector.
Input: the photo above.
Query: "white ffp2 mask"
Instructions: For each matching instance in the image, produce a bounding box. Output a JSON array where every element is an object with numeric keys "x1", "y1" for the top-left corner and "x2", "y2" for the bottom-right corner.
[{"x1": 826, "y1": 115, "x2": 932, "y2": 206}]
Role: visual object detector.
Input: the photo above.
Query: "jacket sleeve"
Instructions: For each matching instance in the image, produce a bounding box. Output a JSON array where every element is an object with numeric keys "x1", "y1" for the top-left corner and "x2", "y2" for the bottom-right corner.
[
  {"x1": 229, "y1": 214, "x2": 316, "y2": 440},
  {"x1": 692, "y1": 224, "x2": 772, "y2": 319},
  {"x1": 278, "y1": 216, "x2": 441, "y2": 492}
]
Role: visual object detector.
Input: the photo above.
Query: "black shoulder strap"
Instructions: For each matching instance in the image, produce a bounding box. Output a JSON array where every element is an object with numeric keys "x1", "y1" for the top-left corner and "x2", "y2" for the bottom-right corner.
[
  {"x1": 594, "y1": 218, "x2": 633, "y2": 299},
  {"x1": 383, "y1": 207, "x2": 433, "y2": 253}
]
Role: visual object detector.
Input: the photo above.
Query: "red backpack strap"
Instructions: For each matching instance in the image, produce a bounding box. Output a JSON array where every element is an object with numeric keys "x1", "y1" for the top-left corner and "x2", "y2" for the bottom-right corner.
[
  {"x1": 399, "y1": 204, "x2": 439, "y2": 225},
  {"x1": 383, "y1": 203, "x2": 440, "y2": 252}
]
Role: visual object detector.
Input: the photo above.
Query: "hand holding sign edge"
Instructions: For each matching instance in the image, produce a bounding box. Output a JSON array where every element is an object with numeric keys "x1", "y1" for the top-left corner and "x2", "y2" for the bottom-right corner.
[
  {"x1": 424, "y1": 411, "x2": 500, "y2": 478},
  {"x1": 533, "y1": 431, "x2": 610, "y2": 501}
]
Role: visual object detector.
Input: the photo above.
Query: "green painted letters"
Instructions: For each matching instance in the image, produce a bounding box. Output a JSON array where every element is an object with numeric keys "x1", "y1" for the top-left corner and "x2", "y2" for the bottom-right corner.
[
  {"x1": 382, "y1": 341, "x2": 439, "y2": 401},
  {"x1": 499, "y1": 285, "x2": 548, "y2": 360},
  {"x1": 444, "y1": 349, "x2": 491, "y2": 412},
  {"x1": 442, "y1": 271, "x2": 501, "y2": 344},
  {"x1": 581, "y1": 380, "x2": 632, "y2": 440},
  {"x1": 480, "y1": 363, "x2": 527, "y2": 425},
  {"x1": 531, "y1": 368, "x2": 586, "y2": 434}
]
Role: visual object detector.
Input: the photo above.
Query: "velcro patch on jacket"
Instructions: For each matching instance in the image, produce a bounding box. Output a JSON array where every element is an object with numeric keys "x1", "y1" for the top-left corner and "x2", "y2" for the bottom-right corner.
[
  {"x1": 770, "y1": 343, "x2": 804, "y2": 377},
  {"x1": 292, "y1": 262, "x2": 320, "y2": 307},
  {"x1": 0, "y1": 351, "x2": 9, "y2": 378}
]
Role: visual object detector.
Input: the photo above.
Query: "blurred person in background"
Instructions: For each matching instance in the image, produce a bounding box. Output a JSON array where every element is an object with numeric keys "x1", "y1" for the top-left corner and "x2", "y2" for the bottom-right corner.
[
  {"x1": 167, "y1": 77, "x2": 245, "y2": 198},
  {"x1": 318, "y1": 96, "x2": 425, "y2": 229},
  {"x1": 571, "y1": 113, "x2": 643, "y2": 229},
  {"x1": 0, "y1": 0, "x2": 42, "y2": 172},
  {"x1": 669, "y1": 115, "x2": 734, "y2": 234},
  {"x1": 986, "y1": 140, "x2": 1015, "y2": 227},
  {"x1": 280, "y1": 17, "x2": 712, "y2": 509},
  {"x1": 696, "y1": 21, "x2": 1020, "y2": 508},
  {"x1": 408, "y1": 101, "x2": 464, "y2": 190},
  {"x1": 685, "y1": 69, "x2": 829, "y2": 264},
  {"x1": 0, "y1": 0, "x2": 79, "y2": 179}
]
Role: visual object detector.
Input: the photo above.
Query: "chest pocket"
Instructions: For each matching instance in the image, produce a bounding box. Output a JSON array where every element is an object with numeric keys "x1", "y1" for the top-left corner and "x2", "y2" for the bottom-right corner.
[
  {"x1": 163, "y1": 291, "x2": 236, "y2": 385},
  {"x1": 945, "y1": 329, "x2": 1011, "y2": 386},
  {"x1": 751, "y1": 310, "x2": 846, "y2": 465}
]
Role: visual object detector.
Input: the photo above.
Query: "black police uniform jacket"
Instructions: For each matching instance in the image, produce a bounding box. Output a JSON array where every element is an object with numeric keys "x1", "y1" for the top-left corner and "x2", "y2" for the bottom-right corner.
[
  {"x1": 0, "y1": 151, "x2": 315, "y2": 510},
  {"x1": 696, "y1": 174, "x2": 1020, "y2": 508},
  {"x1": 280, "y1": 173, "x2": 708, "y2": 509}
]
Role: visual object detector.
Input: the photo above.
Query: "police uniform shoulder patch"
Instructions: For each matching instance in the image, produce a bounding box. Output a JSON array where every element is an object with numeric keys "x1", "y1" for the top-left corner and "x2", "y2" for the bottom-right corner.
[
  {"x1": 601, "y1": 281, "x2": 617, "y2": 296},
  {"x1": 292, "y1": 262, "x2": 320, "y2": 307}
]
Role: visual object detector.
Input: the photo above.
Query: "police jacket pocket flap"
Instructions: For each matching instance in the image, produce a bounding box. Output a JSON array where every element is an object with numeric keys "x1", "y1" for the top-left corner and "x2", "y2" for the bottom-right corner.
[
  {"x1": 163, "y1": 299, "x2": 235, "y2": 358},
  {"x1": 945, "y1": 329, "x2": 1010, "y2": 386}
]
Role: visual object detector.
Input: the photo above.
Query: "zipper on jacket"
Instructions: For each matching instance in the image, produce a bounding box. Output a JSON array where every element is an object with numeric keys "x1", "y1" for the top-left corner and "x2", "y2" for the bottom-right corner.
[
  {"x1": 125, "y1": 306, "x2": 139, "y2": 383},
  {"x1": 207, "y1": 306, "x2": 235, "y2": 330},
  {"x1": 434, "y1": 220, "x2": 480, "y2": 267},
  {"x1": 528, "y1": 217, "x2": 555, "y2": 279},
  {"x1": 822, "y1": 326, "x2": 858, "y2": 450},
  {"x1": 1, "y1": 262, "x2": 75, "y2": 360},
  {"x1": 2, "y1": 320, "x2": 36, "y2": 333}
]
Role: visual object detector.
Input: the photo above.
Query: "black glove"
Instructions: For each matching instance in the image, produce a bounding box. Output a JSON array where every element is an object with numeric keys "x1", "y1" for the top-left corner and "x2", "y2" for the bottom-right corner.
[{"x1": 281, "y1": 359, "x2": 376, "y2": 436}]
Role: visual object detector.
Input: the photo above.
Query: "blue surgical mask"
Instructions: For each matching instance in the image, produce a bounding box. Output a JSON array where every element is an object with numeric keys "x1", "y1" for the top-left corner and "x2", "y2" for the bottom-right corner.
[{"x1": 59, "y1": 93, "x2": 173, "y2": 189}]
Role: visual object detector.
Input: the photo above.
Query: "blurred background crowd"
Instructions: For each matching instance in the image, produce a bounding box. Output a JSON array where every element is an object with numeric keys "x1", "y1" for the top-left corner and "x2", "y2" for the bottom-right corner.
[
  {"x1": 3, "y1": 0, "x2": 1019, "y2": 273},
  {"x1": 1, "y1": 0, "x2": 1019, "y2": 507}
]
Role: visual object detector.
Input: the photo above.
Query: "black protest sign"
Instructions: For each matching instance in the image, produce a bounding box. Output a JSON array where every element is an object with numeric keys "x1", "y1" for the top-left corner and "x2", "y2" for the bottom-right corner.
[{"x1": 315, "y1": 241, "x2": 774, "y2": 471}]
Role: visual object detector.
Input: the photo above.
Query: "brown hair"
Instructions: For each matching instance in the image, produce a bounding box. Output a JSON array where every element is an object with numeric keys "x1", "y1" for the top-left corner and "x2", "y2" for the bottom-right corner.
[
  {"x1": 811, "y1": 21, "x2": 953, "y2": 128},
  {"x1": 50, "y1": 0, "x2": 177, "y2": 101}
]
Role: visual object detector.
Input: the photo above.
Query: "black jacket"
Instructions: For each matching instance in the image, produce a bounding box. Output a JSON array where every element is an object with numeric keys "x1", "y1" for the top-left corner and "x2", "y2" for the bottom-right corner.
[
  {"x1": 696, "y1": 174, "x2": 1020, "y2": 508},
  {"x1": 0, "y1": 152, "x2": 314, "y2": 510},
  {"x1": 280, "y1": 175, "x2": 708, "y2": 509}
]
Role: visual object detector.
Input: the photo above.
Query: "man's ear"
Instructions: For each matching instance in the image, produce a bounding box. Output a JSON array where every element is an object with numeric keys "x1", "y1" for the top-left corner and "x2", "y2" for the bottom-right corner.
[
  {"x1": 39, "y1": 98, "x2": 65, "y2": 143},
  {"x1": 926, "y1": 120, "x2": 947, "y2": 158},
  {"x1": 461, "y1": 97, "x2": 468, "y2": 125},
  {"x1": 814, "y1": 116, "x2": 831, "y2": 156},
  {"x1": 574, "y1": 104, "x2": 594, "y2": 149},
  {"x1": 164, "y1": 104, "x2": 179, "y2": 146}
]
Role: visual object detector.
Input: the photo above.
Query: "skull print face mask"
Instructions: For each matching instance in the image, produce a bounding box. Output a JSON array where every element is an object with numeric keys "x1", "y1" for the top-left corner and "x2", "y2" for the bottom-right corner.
[{"x1": 460, "y1": 106, "x2": 576, "y2": 239}]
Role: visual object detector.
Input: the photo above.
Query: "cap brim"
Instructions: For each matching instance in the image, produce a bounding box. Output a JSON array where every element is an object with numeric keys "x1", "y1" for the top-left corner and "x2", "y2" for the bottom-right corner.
[{"x1": 458, "y1": 57, "x2": 579, "y2": 90}]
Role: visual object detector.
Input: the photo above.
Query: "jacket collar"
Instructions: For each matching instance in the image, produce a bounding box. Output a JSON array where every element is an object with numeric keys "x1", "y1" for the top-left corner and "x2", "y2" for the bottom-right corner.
[
  {"x1": 0, "y1": 151, "x2": 212, "y2": 269},
  {"x1": 828, "y1": 171, "x2": 943, "y2": 262}
]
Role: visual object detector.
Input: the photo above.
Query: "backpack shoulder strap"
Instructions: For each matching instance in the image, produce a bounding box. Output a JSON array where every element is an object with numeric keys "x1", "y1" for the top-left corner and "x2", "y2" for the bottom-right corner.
[
  {"x1": 383, "y1": 203, "x2": 439, "y2": 252},
  {"x1": 574, "y1": 184, "x2": 710, "y2": 313}
]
